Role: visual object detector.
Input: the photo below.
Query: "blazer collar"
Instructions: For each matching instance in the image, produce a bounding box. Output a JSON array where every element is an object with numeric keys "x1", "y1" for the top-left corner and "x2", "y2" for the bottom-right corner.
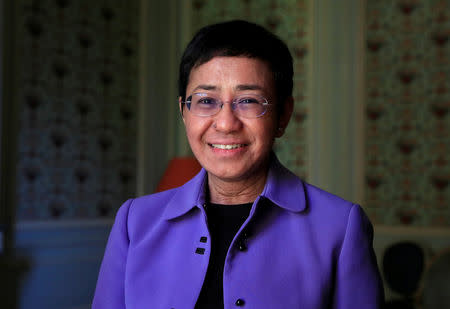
[
  {"x1": 162, "y1": 168, "x2": 208, "y2": 220},
  {"x1": 162, "y1": 154, "x2": 307, "y2": 220},
  {"x1": 260, "y1": 154, "x2": 307, "y2": 213}
]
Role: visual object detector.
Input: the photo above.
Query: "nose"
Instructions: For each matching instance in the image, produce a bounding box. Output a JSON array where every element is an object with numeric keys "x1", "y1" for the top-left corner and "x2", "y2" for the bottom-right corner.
[{"x1": 213, "y1": 102, "x2": 243, "y2": 133}]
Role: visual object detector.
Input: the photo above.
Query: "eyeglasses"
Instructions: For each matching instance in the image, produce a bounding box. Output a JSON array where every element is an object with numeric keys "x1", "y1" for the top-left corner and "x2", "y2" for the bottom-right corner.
[{"x1": 182, "y1": 92, "x2": 272, "y2": 118}]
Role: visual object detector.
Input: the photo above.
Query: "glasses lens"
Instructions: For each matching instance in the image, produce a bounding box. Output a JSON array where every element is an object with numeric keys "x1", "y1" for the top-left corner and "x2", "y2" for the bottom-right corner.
[
  {"x1": 190, "y1": 93, "x2": 220, "y2": 116},
  {"x1": 186, "y1": 93, "x2": 269, "y2": 118},
  {"x1": 234, "y1": 95, "x2": 268, "y2": 118}
]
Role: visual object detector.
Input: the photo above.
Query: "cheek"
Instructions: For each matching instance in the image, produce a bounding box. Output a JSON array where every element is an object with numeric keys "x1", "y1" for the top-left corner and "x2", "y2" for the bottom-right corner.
[
  {"x1": 184, "y1": 117, "x2": 208, "y2": 143},
  {"x1": 257, "y1": 119, "x2": 278, "y2": 144},
  {"x1": 184, "y1": 122, "x2": 197, "y2": 142}
]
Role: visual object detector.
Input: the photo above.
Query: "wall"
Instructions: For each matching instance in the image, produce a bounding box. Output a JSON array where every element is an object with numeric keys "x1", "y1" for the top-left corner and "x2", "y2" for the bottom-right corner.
[
  {"x1": 14, "y1": 0, "x2": 139, "y2": 222},
  {"x1": 7, "y1": 0, "x2": 191, "y2": 307},
  {"x1": 365, "y1": 0, "x2": 449, "y2": 227},
  {"x1": 364, "y1": 0, "x2": 450, "y2": 301},
  {"x1": 136, "y1": 0, "x2": 189, "y2": 196},
  {"x1": 7, "y1": 0, "x2": 140, "y2": 308},
  {"x1": 15, "y1": 222, "x2": 110, "y2": 309},
  {"x1": 0, "y1": 0, "x2": 4, "y2": 245},
  {"x1": 308, "y1": 0, "x2": 366, "y2": 203}
]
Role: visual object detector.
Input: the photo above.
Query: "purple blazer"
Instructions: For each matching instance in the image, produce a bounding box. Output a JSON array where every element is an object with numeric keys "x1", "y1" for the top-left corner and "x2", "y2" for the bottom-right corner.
[{"x1": 93, "y1": 156, "x2": 384, "y2": 308}]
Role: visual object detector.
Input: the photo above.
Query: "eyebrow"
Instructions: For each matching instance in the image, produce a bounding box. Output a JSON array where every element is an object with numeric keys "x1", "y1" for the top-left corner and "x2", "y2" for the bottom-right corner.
[
  {"x1": 235, "y1": 84, "x2": 264, "y2": 91},
  {"x1": 192, "y1": 85, "x2": 217, "y2": 92},
  {"x1": 192, "y1": 84, "x2": 264, "y2": 92}
]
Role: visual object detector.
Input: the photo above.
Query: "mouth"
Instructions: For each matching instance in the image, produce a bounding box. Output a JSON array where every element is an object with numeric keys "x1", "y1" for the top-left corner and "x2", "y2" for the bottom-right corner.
[{"x1": 209, "y1": 143, "x2": 247, "y2": 150}]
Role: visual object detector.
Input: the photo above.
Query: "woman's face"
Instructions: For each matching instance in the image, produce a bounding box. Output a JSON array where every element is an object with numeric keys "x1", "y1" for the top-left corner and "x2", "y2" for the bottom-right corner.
[{"x1": 181, "y1": 56, "x2": 292, "y2": 183}]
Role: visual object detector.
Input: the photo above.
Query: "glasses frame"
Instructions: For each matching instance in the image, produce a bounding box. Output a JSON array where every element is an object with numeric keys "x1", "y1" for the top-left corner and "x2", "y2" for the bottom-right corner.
[{"x1": 181, "y1": 92, "x2": 273, "y2": 118}]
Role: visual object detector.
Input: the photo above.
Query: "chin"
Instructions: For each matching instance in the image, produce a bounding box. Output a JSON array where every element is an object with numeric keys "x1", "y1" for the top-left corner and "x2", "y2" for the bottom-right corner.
[{"x1": 205, "y1": 161, "x2": 265, "y2": 183}]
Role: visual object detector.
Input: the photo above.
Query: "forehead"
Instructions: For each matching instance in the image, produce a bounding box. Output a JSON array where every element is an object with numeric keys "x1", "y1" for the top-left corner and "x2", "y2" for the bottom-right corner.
[{"x1": 187, "y1": 56, "x2": 275, "y2": 94}]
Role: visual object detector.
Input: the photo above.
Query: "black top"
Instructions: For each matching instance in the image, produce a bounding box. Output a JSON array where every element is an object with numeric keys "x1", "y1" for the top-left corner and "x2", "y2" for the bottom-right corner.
[{"x1": 195, "y1": 202, "x2": 253, "y2": 309}]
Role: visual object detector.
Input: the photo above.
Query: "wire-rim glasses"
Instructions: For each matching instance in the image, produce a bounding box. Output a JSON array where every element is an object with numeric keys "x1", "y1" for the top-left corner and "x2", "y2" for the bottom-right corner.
[{"x1": 182, "y1": 92, "x2": 272, "y2": 118}]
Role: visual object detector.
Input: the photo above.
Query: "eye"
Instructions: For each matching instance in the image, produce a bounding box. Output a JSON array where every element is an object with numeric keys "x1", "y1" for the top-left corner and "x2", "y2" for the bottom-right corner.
[
  {"x1": 241, "y1": 98, "x2": 258, "y2": 104},
  {"x1": 197, "y1": 98, "x2": 216, "y2": 105},
  {"x1": 236, "y1": 96, "x2": 263, "y2": 108},
  {"x1": 193, "y1": 95, "x2": 219, "y2": 110}
]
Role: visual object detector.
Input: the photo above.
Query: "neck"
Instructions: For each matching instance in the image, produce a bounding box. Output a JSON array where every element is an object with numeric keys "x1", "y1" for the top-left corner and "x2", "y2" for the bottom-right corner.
[{"x1": 207, "y1": 166, "x2": 269, "y2": 205}]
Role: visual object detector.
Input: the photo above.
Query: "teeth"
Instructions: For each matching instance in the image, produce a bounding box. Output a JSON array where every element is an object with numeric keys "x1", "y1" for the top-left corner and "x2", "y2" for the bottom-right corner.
[{"x1": 211, "y1": 144, "x2": 245, "y2": 150}]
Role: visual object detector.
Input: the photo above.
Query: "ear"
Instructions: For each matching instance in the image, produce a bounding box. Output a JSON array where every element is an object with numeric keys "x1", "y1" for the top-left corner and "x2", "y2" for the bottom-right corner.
[
  {"x1": 179, "y1": 97, "x2": 186, "y2": 123},
  {"x1": 275, "y1": 96, "x2": 293, "y2": 138}
]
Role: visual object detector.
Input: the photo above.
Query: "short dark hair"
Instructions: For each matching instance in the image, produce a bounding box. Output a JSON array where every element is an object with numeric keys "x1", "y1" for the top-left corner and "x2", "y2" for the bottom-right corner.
[{"x1": 178, "y1": 20, "x2": 293, "y2": 107}]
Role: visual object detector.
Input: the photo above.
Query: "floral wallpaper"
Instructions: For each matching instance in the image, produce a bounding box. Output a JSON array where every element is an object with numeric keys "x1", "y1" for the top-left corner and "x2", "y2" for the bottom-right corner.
[
  {"x1": 191, "y1": 0, "x2": 310, "y2": 179},
  {"x1": 14, "y1": 0, "x2": 139, "y2": 220},
  {"x1": 11, "y1": 0, "x2": 447, "y2": 226},
  {"x1": 365, "y1": 0, "x2": 449, "y2": 226}
]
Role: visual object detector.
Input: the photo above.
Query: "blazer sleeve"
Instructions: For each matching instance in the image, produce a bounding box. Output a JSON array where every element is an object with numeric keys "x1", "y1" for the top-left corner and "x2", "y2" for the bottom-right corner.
[
  {"x1": 92, "y1": 199, "x2": 133, "y2": 309},
  {"x1": 333, "y1": 204, "x2": 385, "y2": 309}
]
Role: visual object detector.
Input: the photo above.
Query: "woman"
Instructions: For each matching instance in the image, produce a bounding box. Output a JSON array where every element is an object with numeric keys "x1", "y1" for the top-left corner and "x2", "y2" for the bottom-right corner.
[{"x1": 93, "y1": 20, "x2": 384, "y2": 308}]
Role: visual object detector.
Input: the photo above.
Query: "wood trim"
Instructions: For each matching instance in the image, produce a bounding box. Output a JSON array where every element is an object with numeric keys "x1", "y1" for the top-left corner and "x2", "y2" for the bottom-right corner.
[
  {"x1": 137, "y1": 0, "x2": 181, "y2": 195},
  {"x1": 374, "y1": 225, "x2": 450, "y2": 237},
  {"x1": 15, "y1": 219, "x2": 114, "y2": 230},
  {"x1": 308, "y1": 0, "x2": 366, "y2": 204}
]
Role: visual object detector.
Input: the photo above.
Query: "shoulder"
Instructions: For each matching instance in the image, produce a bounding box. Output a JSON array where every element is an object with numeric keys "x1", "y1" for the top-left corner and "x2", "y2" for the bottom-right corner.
[
  {"x1": 112, "y1": 169, "x2": 207, "y2": 238},
  {"x1": 112, "y1": 188, "x2": 181, "y2": 238},
  {"x1": 267, "y1": 155, "x2": 368, "y2": 228},
  {"x1": 133, "y1": 187, "x2": 180, "y2": 218},
  {"x1": 283, "y1": 183, "x2": 375, "y2": 267},
  {"x1": 298, "y1": 182, "x2": 371, "y2": 237},
  {"x1": 302, "y1": 182, "x2": 355, "y2": 215},
  {"x1": 129, "y1": 188, "x2": 179, "y2": 213}
]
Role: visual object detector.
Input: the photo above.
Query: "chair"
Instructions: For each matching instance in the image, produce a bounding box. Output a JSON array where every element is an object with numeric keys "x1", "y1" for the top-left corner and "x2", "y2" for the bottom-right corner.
[
  {"x1": 383, "y1": 241, "x2": 425, "y2": 308},
  {"x1": 421, "y1": 247, "x2": 450, "y2": 309}
]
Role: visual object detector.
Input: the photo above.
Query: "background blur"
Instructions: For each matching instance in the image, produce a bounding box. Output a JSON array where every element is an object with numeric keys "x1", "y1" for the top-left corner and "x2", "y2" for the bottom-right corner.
[{"x1": 1, "y1": 0, "x2": 449, "y2": 308}]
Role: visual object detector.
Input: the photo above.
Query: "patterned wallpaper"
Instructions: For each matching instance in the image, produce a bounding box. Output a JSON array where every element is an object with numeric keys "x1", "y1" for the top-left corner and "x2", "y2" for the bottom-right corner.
[
  {"x1": 365, "y1": 0, "x2": 449, "y2": 226},
  {"x1": 14, "y1": 0, "x2": 139, "y2": 220},
  {"x1": 191, "y1": 0, "x2": 310, "y2": 179},
  {"x1": 11, "y1": 0, "x2": 447, "y2": 226}
]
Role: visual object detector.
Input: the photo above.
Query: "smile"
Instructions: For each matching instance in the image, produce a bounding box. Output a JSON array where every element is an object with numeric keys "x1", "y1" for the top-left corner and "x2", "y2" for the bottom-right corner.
[{"x1": 210, "y1": 144, "x2": 246, "y2": 150}]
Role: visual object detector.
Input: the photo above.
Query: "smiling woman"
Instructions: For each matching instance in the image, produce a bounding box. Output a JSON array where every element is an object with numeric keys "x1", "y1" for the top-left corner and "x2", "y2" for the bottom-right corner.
[{"x1": 92, "y1": 20, "x2": 384, "y2": 309}]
